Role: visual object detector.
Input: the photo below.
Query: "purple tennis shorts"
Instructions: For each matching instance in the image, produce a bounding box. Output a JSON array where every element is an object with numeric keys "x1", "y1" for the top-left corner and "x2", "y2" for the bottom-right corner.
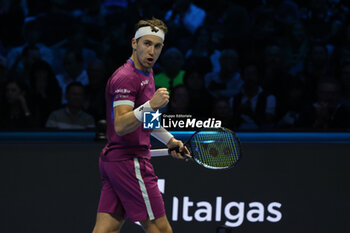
[{"x1": 97, "y1": 156, "x2": 165, "y2": 222}]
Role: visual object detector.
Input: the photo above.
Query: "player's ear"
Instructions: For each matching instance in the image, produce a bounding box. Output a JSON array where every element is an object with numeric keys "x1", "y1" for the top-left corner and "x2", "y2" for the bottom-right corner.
[{"x1": 131, "y1": 38, "x2": 137, "y2": 50}]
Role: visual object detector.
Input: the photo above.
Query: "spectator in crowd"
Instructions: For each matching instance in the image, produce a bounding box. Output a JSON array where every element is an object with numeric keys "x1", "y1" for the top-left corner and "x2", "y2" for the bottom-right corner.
[
  {"x1": 212, "y1": 98, "x2": 233, "y2": 130},
  {"x1": 101, "y1": 20, "x2": 130, "y2": 74},
  {"x1": 250, "y1": 6, "x2": 279, "y2": 55},
  {"x1": 6, "y1": 19, "x2": 55, "y2": 72},
  {"x1": 276, "y1": 0, "x2": 299, "y2": 28},
  {"x1": 183, "y1": 63, "x2": 213, "y2": 118},
  {"x1": 185, "y1": 27, "x2": 213, "y2": 59},
  {"x1": 340, "y1": 62, "x2": 350, "y2": 107},
  {"x1": 261, "y1": 44, "x2": 287, "y2": 99},
  {"x1": 167, "y1": 84, "x2": 190, "y2": 115},
  {"x1": 230, "y1": 63, "x2": 276, "y2": 130},
  {"x1": 53, "y1": 23, "x2": 97, "y2": 72},
  {"x1": 303, "y1": 0, "x2": 342, "y2": 44},
  {"x1": 28, "y1": 60, "x2": 62, "y2": 127},
  {"x1": 8, "y1": 45, "x2": 41, "y2": 85},
  {"x1": 162, "y1": 0, "x2": 205, "y2": 51},
  {"x1": 56, "y1": 48, "x2": 89, "y2": 104},
  {"x1": 85, "y1": 59, "x2": 107, "y2": 122},
  {"x1": 220, "y1": 2, "x2": 250, "y2": 47},
  {"x1": 281, "y1": 21, "x2": 310, "y2": 77},
  {"x1": 298, "y1": 78, "x2": 350, "y2": 129},
  {"x1": 164, "y1": 0, "x2": 206, "y2": 35},
  {"x1": 205, "y1": 49, "x2": 243, "y2": 99},
  {"x1": 275, "y1": 79, "x2": 305, "y2": 129},
  {"x1": 0, "y1": 79, "x2": 32, "y2": 129},
  {"x1": 154, "y1": 47, "x2": 185, "y2": 94},
  {"x1": 304, "y1": 43, "x2": 331, "y2": 102},
  {"x1": 45, "y1": 81, "x2": 95, "y2": 129},
  {"x1": 37, "y1": 0, "x2": 75, "y2": 46}
]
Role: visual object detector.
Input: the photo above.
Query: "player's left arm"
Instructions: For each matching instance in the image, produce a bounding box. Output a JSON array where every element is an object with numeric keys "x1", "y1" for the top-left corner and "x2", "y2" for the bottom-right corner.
[
  {"x1": 167, "y1": 137, "x2": 190, "y2": 160},
  {"x1": 151, "y1": 127, "x2": 190, "y2": 159}
]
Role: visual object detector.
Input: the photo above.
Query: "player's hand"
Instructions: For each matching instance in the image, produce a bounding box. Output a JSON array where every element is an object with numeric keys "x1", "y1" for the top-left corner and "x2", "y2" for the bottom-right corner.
[
  {"x1": 149, "y1": 88, "x2": 169, "y2": 110},
  {"x1": 167, "y1": 138, "x2": 191, "y2": 161}
]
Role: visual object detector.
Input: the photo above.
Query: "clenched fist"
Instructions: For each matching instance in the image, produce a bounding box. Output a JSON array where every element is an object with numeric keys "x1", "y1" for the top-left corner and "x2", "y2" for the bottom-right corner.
[{"x1": 149, "y1": 88, "x2": 169, "y2": 110}]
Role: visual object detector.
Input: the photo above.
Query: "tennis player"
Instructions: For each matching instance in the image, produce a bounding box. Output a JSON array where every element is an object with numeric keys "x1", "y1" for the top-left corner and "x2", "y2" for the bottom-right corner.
[{"x1": 92, "y1": 18, "x2": 189, "y2": 233}]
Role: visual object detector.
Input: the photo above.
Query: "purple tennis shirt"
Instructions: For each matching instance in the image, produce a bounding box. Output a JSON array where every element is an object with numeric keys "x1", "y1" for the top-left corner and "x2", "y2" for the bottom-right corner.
[{"x1": 102, "y1": 58, "x2": 155, "y2": 160}]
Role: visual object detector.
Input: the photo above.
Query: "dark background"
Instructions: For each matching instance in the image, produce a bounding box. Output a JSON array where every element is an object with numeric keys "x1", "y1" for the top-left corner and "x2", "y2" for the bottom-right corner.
[{"x1": 1, "y1": 134, "x2": 349, "y2": 233}]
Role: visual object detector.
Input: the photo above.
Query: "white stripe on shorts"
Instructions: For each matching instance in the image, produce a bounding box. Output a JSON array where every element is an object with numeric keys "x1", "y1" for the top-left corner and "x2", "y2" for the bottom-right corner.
[{"x1": 134, "y1": 158, "x2": 155, "y2": 220}]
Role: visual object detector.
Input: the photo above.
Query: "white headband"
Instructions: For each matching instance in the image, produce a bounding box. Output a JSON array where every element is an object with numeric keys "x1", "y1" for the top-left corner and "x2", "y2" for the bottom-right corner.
[{"x1": 134, "y1": 26, "x2": 165, "y2": 41}]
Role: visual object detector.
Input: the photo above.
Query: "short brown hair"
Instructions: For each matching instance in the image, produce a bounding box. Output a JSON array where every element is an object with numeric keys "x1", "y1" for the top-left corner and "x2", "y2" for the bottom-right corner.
[{"x1": 135, "y1": 17, "x2": 168, "y2": 35}]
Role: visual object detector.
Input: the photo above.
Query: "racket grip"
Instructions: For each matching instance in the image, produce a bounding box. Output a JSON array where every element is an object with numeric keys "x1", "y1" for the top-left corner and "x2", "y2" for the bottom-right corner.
[
  {"x1": 168, "y1": 146, "x2": 192, "y2": 160},
  {"x1": 168, "y1": 146, "x2": 180, "y2": 154}
]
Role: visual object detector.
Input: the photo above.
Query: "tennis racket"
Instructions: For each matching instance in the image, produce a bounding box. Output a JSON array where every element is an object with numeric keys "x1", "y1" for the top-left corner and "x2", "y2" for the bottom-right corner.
[{"x1": 151, "y1": 127, "x2": 242, "y2": 170}]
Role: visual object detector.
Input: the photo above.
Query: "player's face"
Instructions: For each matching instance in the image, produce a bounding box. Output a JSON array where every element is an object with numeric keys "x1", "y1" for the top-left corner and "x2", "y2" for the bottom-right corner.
[{"x1": 132, "y1": 35, "x2": 164, "y2": 72}]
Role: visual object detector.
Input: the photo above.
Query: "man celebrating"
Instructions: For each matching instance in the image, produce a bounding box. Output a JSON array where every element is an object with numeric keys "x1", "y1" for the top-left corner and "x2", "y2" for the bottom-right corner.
[{"x1": 92, "y1": 18, "x2": 189, "y2": 233}]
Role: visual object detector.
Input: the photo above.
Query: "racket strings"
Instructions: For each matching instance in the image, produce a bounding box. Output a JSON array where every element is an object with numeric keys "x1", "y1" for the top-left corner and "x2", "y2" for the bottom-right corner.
[{"x1": 191, "y1": 130, "x2": 240, "y2": 169}]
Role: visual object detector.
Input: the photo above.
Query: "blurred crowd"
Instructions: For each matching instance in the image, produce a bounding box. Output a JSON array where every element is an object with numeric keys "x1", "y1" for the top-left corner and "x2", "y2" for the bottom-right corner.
[{"x1": 1, "y1": 0, "x2": 350, "y2": 131}]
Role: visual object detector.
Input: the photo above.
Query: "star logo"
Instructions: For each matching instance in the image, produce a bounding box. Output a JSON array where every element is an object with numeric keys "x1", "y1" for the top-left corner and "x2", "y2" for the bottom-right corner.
[
  {"x1": 143, "y1": 110, "x2": 161, "y2": 129},
  {"x1": 150, "y1": 110, "x2": 161, "y2": 122}
]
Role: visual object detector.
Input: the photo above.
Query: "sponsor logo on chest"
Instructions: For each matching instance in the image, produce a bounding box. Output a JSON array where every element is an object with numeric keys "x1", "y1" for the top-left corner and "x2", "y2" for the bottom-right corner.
[{"x1": 141, "y1": 79, "x2": 149, "y2": 86}]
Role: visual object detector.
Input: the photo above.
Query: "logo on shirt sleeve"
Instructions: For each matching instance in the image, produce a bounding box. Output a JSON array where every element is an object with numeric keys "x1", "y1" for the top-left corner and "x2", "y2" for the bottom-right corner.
[{"x1": 143, "y1": 110, "x2": 161, "y2": 129}]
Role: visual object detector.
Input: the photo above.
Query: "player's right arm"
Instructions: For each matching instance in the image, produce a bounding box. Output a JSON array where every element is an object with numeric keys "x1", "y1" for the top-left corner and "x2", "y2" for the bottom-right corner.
[
  {"x1": 114, "y1": 105, "x2": 140, "y2": 136},
  {"x1": 114, "y1": 88, "x2": 169, "y2": 136}
]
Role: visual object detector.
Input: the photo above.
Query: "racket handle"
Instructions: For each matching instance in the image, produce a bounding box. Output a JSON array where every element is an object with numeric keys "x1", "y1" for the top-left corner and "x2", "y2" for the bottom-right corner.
[
  {"x1": 150, "y1": 148, "x2": 169, "y2": 157},
  {"x1": 168, "y1": 146, "x2": 193, "y2": 160},
  {"x1": 150, "y1": 147, "x2": 192, "y2": 159}
]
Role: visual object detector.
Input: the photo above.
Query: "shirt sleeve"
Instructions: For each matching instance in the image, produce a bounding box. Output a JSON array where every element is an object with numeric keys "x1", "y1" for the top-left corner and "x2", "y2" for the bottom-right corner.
[{"x1": 110, "y1": 74, "x2": 139, "y2": 108}]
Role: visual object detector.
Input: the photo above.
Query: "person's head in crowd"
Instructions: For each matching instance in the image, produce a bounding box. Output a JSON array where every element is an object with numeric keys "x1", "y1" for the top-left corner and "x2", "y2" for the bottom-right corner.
[
  {"x1": 219, "y1": 49, "x2": 239, "y2": 77},
  {"x1": 253, "y1": 10, "x2": 276, "y2": 40},
  {"x1": 291, "y1": 22, "x2": 307, "y2": 44},
  {"x1": 87, "y1": 59, "x2": 106, "y2": 87},
  {"x1": 160, "y1": 47, "x2": 184, "y2": 77},
  {"x1": 189, "y1": 26, "x2": 212, "y2": 56},
  {"x1": 21, "y1": 45, "x2": 41, "y2": 69},
  {"x1": 183, "y1": 68, "x2": 205, "y2": 92},
  {"x1": 309, "y1": 43, "x2": 328, "y2": 67},
  {"x1": 63, "y1": 48, "x2": 84, "y2": 79},
  {"x1": 195, "y1": 27, "x2": 210, "y2": 47},
  {"x1": 210, "y1": 24, "x2": 225, "y2": 50},
  {"x1": 316, "y1": 78, "x2": 341, "y2": 109},
  {"x1": 23, "y1": 19, "x2": 42, "y2": 45},
  {"x1": 29, "y1": 60, "x2": 60, "y2": 98},
  {"x1": 169, "y1": 84, "x2": 189, "y2": 114},
  {"x1": 1, "y1": 79, "x2": 32, "y2": 128},
  {"x1": 242, "y1": 62, "x2": 259, "y2": 91},
  {"x1": 212, "y1": 98, "x2": 233, "y2": 129},
  {"x1": 276, "y1": 0, "x2": 299, "y2": 26},
  {"x1": 65, "y1": 81, "x2": 85, "y2": 111},
  {"x1": 264, "y1": 44, "x2": 281, "y2": 67},
  {"x1": 185, "y1": 56, "x2": 212, "y2": 76},
  {"x1": 4, "y1": 79, "x2": 28, "y2": 106}
]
